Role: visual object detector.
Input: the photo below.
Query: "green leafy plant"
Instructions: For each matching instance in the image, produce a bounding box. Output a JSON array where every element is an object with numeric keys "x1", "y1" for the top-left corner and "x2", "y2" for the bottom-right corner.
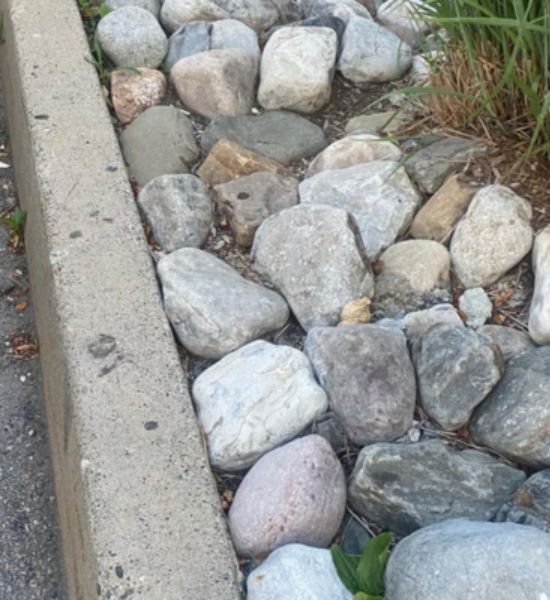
[
  {"x1": 1, "y1": 209, "x2": 26, "y2": 248},
  {"x1": 77, "y1": 1, "x2": 113, "y2": 85},
  {"x1": 331, "y1": 532, "x2": 393, "y2": 600}
]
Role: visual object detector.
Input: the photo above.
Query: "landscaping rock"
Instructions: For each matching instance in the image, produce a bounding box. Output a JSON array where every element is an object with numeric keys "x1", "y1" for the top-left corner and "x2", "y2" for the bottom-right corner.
[
  {"x1": 341, "y1": 517, "x2": 371, "y2": 555},
  {"x1": 213, "y1": 171, "x2": 299, "y2": 247},
  {"x1": 314, "y1": 414, "x2": 348, "y2": 452},
  {"x1": 478, "y1": 325, "x2": 534, "y2": 362},
  {"x1": 305, "y1": 325, "x2": 416, "y2": 446},
  {"x1": 409, "y1": 175, "x2": 476, "y2": 241},
  {"x1": 157, "y1": 248, "x2": 289, "y2": 359},
  {"x1": 192, "y1": 341, "x2": 328, "y2": 471},
  {"x1": 252, "y1": 204, "x2": 374, "y2": 330},
  {"x1": 338, "y1": 16, "x2": 412, "y2": 83},
  {"x1": 385, "y1": 520, "x2": 550, "y2": 600},
  {"x1": 377, "y1": 0, "x2": 431, "y2": 48},
  {"x1": 415, "y1": 324, "x2": 504, "y2": 431},
  {"x1": 197, "y1": 139, "x2": 289, "y2": 186},
  {"x1": 247, "y1": 544, "x2": 352, "y2": 600},
  {"x1": 401, "y1": 303, "x2": 463, "y2": 349},
  {"x1": 339, "y1": 297, "x2": 372, "y2": 325},
  {"x1": 349, "y1": 440, "x2": 526, "y2": 536},
  {"x1": 450, "y1": 185, "x2": 533, "y2": 288},
  {"x1": 299, "y1": 161, "x2": 421, "y2": 258},
  {"x1": 210, "y1": 19, "x2": 260, "y2": 60},
  {"x1": 97, "y1": 7, "x2": 168, "y2": 68},
  {"x1": 105, "y1": 0, "x2": 160, "y2": 17},
  {"x1": 110, "y1": 68, "x2": 166, "y2": 124},
  {"x1": 229, "y1": 435, "x2": 346, "y2": 557},
  {"x1": 374, "y1": 240, "x2": 451, "y2": 316},
  {"x1": 471, "y1": 346, "x2": 550, "y2": 467},
  {"x1": 120, "y1": 105, "x2": 199, "y2": 187},
  {"x1": 405, "y1": 137, "x2": 488, "y2": 194},
  {"x1": 306, "y1": 133, "x2": 401, "y2": 177},
  {"x1": 345, "y1": 110, "x2": 413, "y2": 135},
  {"x1": 171, "y1": 49, "x2": 257, "y2": 118},
  {"x1": 137, "y1": 174, "x2": 212, "y2": 252},
  {"x1": 308, "y1": 0, "x2": 372, "y2": 22},
  {"x1": 528, "y1": 225, "x2": 550, "y2": 344},
  {"x1": 458, "y1": 287, "x2": 492, "y2": 329},
  {"x1": 201, "y1": 111, "x2": 327, "y2": 165},
  {"x1": 495, "y1": 470, "x2": 550, "y2": 532},
  {"x1": 258, "y1": 27, "x2": 338, "y2": 114}
]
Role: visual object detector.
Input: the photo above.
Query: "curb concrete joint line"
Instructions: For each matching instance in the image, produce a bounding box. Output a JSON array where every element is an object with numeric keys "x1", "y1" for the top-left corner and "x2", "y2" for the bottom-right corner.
[{"x1": 0, "y1": 1, "x2": 241, "y2": 598}]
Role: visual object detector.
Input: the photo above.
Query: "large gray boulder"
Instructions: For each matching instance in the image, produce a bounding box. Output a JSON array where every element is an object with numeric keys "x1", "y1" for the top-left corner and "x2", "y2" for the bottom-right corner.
[
  {"x1": 348, "y1": 440, "x2": 525, "y2": 536},
  {"x1": 157, "y1": 248, "x2": 289, "y2": 358},
  {"x1": 252, "y1": 205, "x2": 374, "y2": 330},
  {"x1": 305, "y1": 325, "x2": 416, "y2": 446},
  {"x1": 385, "y1": 520, "x2": 550, "y2": 600}
]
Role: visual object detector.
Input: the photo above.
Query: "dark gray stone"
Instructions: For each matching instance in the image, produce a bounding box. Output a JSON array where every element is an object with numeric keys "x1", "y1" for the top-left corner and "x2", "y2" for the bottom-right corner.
[
  {"x1": 478, "y1": 325, "x2": 534, "y2": 362},
  {"x1": 201, "y1": 111, "x2": 327, "y2": 165},
  {"x1": 313, "y1": 414, "x2": 348, "y2": 453},
  {"x1": 415, "y1": 324, "x2": 504, "y2": 431},
  {"x1": 341, "y1": 517, "x2": 371, "y2": 556},
  {"x1": 471, "y1": 346, "x2": 550, "y2": 467},
  {"x1": 165, "y1": 21, "x2": 210, "y2": 69},
  {"x1": 305, "y1": 325, "x2": 416, "y2": 446},
  {"x1": 385, "y1": 520, "x2": 550, "y2": 600},
  {"x1": 348, "y1": 440, "x2": 526, "y2": 537},
  {"x1": 495, "y1": 470, "x2": 550, "y2": 532}
]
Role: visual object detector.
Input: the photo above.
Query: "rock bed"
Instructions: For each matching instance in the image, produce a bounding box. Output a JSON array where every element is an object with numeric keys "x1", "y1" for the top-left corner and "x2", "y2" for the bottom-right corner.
[{"x1": 90, "y1": 0, "x2": 550, "y2": 597}]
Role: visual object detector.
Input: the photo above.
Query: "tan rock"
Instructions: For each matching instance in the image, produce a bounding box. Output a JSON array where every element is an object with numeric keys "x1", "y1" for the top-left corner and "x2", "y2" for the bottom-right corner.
[
  {"x1": 339, "y1": 297, "x2": 372, "y2": 325},
  {"x1": 171, "y1": 48, "x2": 257, "y2": 118},
  {"x1": 110, "y1": 67, "x2": 166, "y2": 124},
  {"x1": 345, "y1": 110, "x2": 413, "y2": 135},
  {"x1": 197, "y1": 139, "x2": 289, "y2": 186},
  {"x1": 410, "y1": 175, "x2": 476, "y2": 242}
]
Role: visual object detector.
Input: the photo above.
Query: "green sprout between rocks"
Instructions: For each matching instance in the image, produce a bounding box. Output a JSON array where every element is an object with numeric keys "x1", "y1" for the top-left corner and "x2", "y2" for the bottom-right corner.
[
  {"x1": 331, "y1": 532, "x2": 393, "y2": 600},
  {"x1": 1, "y1": 208, "x2": 27, "y2": 248}
]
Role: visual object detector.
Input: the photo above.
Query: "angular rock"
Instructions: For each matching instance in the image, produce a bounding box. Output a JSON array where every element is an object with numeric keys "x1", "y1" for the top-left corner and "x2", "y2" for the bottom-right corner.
[
  {"x1": 528, "y1": 225, "x2": 550, "y2": 344},
  {"x1": 374, "y1": 240, "x2": 451, "y2": 316},
  {"x1": 415, "y1": 324, "x2": 504, "y2": 431},
  {"x1": 409, "y1": 175, "x2": 476, "y2": 241},
  {"x1": 137, "y1": 174, "x2": 212, "y2": 252},
  {"x1": 305, "y1": 325, "x2": 416, "y2": 446},
  {"x1": 157, "y1": 248, "x2": 289, "y2": 359},
  {"x1": 306, "y1": 133, "x2": 401, "y2": 177},
  {"x1": 299, "y1": 162, "x2": 421, "y2": 258},
  {"x1": 349, "y1": 440, "x2": 526, "y2": 536},
  {"x1": 338, "y1": 16, "x2": 412, "y2": 83},
  {"x1": 110, "y1": 67, "x2": 166, "y2": 124},
  {"x1": 247, "y1": 544, "x2": 352, "y2": 600},
  {"x1": 213, "y1": 171, "x2": 298, "y2": 247},
  {"x1": 495, "y1": 470, "x2": 550, "y2": 532},
  {"x1": 252, "y1": 204, "x2": 374, "y2": 330},
  {"x1": 192, "y1": 341, "x2": 328, "y2": 471},
  {"x1": 478, "y1": 325, "x2": 534, "y2": 362},
  {"x1": 450, "y1": 185, "x2": 533, "y2": 288},
  {"x1": 458, "y1": 287, "x2": 492, "y2": 329},
  {"x1": 165, "y1": 19, "x2": 260, "y2": 70},
  {"x1": 401, "y1": 303, "x2": 463, "y2": 349},
  {"x1": 229, "y1": 435, "x2": 346, "y2": 557},
  {"x1": 105, "y1": 0, "x2": 160, "y2": 17},
  {"x1": 171, "y1": 49, "x2": 257, "y2": 118},
  {"x1": 339, "y1": 297, "x2": 372, "y2": 325},
  {"x1": 345, "y1": 110, "x2": 413, "y2": 135},
  {"x1": 201, "y1": 111, "x2": 327, "y2": 165},
  {"x1": 197, "y1": 139, "x2": 289, "y2": 186},
  {"x1": 405, "y1": 137, "x2": 488, "y2": 194},
  {"x1": 120, "y1": 105, "x2": 199, "y2": 187},
  {"x1": 97, "y1": 7, "x2": 168, "y2": 68},
  {"x1": 471, "y1": 346, "x2": 550, "y2": 467},
  {"x1": 385, "y1": 520, "x2": 550, "y2": 600},
  {"x1": 258, "y1": 27, "x2": 338, "y2": 114},
  {"x1": 377, "y1": 0, "x2": 431, "y2": 48}
]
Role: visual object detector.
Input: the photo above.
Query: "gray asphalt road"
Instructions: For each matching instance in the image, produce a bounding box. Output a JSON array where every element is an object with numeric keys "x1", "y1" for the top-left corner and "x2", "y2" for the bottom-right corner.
[{"x1": 0, "y1": 82, "x2": 67, "y2": 599}]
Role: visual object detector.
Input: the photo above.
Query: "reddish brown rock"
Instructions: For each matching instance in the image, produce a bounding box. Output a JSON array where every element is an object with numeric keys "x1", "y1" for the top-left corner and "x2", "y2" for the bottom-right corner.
[{"x1": 110, "y1": 67, "x2": 166, "y2": 124}]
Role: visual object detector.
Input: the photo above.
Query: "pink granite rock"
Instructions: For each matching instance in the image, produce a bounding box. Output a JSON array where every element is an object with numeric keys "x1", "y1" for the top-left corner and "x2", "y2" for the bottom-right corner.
[{"x1": 110, "y1": 67, "x2": 166, "y2": 124}]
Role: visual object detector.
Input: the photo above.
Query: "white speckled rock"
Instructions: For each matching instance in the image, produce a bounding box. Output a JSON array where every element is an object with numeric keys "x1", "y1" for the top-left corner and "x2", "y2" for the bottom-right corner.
[
  {"x1": 105, "y1": 0, "x2": 160, "y2": 17},
  {"x1": 137, "y1": 174, "x2": 212, "y2": 252},
  {"x1": 157, "y1": 248, "x2": 289, "y2": 359},
  {"x1": 171, "y1": 49, "x2": 257, "y2": 118},
  {"x1": 258, "y1": 27, "x2": 338, "y2": 114},
  {"x1": 110, "y1": 68, "x2": 166, "y2": 124},
  {"x1": 338, "y1": 16, "x2": 412, "y2": 83},
  {"x1": 377, "y1": 0, "x2": 431, "y2": 48},
  {"x1": 385, "y1": 520, "x2": 550, "y2": 600},
  {"x1": 451, "y1": 185, "x2": 533, "y2": 288},
  {"x1": 251, "y1": 204, "x2": 374, "y2": 330},
  {"x1": 299, "y1": 161, "x2": 421, "y2": 258},
  {"x1": 459, "y1": 288, "x2": 493, "y2": 329},
  {"x1": 229, "y1": 435, "x2": 346, "y2": 557},
  {"x1": 306, "y1": 133, "x2": 401, "y2": 177},
  {"x1": 529, "y1": 225, "x2": 550, "y2": 344},
  {"x1": 247, "y1": 544, "x2": 352, "y2": 600},
  {"x1": 97, "y1": 7, "x2": 168, "y2": 68},
  {"x1": 308, "y1": 0, "x2": 372, "y2": 22},
  {"x1": 192, "y1": 341, "x2": 328, "y2": 471}
]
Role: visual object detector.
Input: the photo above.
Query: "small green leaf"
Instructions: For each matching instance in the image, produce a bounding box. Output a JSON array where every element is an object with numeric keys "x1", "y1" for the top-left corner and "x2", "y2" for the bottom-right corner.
[
  {"x1": 356, "y1": 532, "x2": 393, "y2": 596},
  {"x1": 330, "y1": 545, "x2": 360, "y2": 594},
  {"x1": 354, "y1": 593, "x2": 384, "y2": 600},
  {"x1": 98, "y1": 4, "x2": 112, "y2": 17}
]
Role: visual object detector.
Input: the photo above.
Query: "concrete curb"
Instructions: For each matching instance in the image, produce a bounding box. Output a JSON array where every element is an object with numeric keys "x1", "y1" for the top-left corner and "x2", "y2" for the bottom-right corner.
[{"x1": 0, "y1": 1, "x2": 241, "y2": 598}]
